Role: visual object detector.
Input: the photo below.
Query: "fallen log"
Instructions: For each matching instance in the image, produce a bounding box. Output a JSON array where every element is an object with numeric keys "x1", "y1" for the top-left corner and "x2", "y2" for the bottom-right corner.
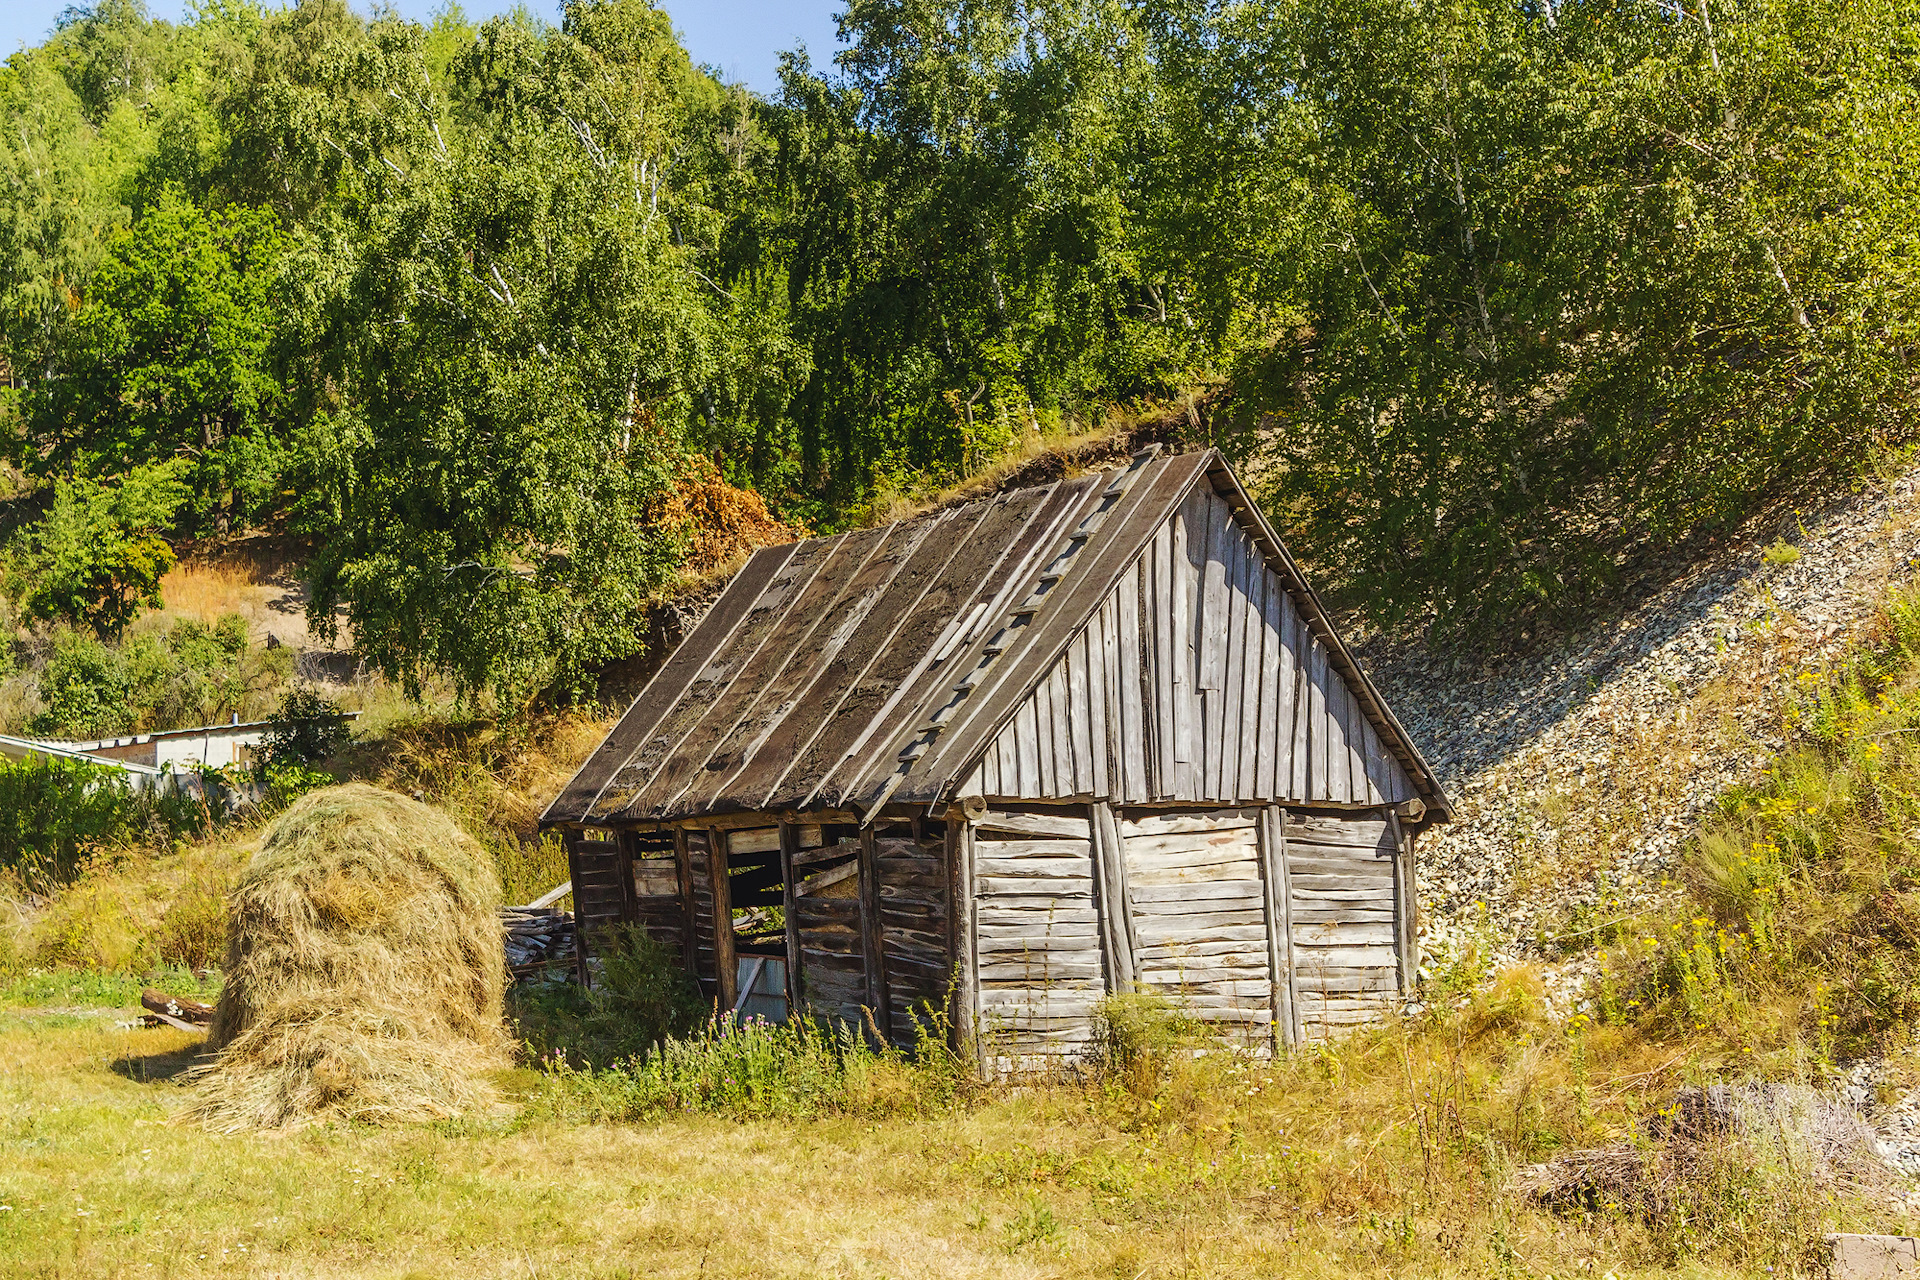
[{"x1": 141, "y1": 988, "x2": 214, "y2": 1025}]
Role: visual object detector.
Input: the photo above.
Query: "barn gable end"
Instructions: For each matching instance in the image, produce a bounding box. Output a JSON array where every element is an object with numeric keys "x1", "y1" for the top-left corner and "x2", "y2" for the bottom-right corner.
[{"x1": 959, "y1": 480, "x2": 1419, "y2": 808}]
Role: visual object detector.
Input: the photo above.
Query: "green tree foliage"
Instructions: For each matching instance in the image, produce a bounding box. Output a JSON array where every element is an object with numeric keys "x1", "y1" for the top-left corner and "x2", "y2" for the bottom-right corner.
[
  {"x1": 30, "y1": 200, "x2": 289, "y2": 528},
  {"x1": 13, "y1": 462, "x2": 187, "y2": 637},
  {"x1": 2, "y1": 0, "x2": 1916, "y2": 692}
]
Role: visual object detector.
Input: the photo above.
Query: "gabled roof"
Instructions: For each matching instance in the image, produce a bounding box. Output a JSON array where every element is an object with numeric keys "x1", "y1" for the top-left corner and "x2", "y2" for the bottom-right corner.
[{"x1": 543, "y1": 448, "x2": 1451, "y2": 828}]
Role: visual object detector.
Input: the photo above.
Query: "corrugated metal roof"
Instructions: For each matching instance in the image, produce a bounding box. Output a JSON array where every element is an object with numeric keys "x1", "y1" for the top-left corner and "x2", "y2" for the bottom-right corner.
[{"x1": 543, "y1": 448, "x2": 1452, "y2": 827}]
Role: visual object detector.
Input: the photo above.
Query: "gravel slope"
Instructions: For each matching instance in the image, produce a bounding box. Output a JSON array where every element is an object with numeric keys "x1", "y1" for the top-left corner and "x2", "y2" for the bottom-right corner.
[{"x1": 1354, "y1": 468, "x2": 1920, "y2": 987}]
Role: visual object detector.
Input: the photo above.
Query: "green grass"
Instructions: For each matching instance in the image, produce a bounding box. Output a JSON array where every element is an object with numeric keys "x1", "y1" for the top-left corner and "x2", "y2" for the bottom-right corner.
[{"x1": 0, "y1": 965, "x2": 221, "y2": 1010}]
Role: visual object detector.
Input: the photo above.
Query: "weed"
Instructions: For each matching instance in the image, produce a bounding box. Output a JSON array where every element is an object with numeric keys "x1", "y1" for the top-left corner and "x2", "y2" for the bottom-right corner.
[{"x1": 1762, "y1": 541, "x2": 1802, "y2": 567}]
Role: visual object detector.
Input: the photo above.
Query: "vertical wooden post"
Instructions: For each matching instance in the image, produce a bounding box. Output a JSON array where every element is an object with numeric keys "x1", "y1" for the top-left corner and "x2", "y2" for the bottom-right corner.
[
  {"x1": 1386, "y1": 807, "x2": 1417, "y2": 997},
  {"x1": 673, "y1": 827, "x2": 697, "y2": 979},
  {"x1": 614, "y1": 830, "x2": 639, "y2": 926},
  {"x1": 956, "y1": 815, "x2": 984, "y2": 1075},
  {"x1": 708, "y1": 826, "x2": 737, "y2": 1012},
  {"x1": 943, "y1": 810, "x2": 971, "y2": 1055},
  {"x1": 1089, "y1": 802, "x2": 1137, "y2": 992},
  {"x1": 779, "y1": 821, "x2": 802, "y2": 1019},
  {"x1": 563, "y1": 832, "x2": 592, "y2": 990},
  {"x1": 1259, "y1": 805, "x2": 1299, "y2": 1047},
  {"x1": 857, "y1": 827, "x2": 892, "y2": 1045}
]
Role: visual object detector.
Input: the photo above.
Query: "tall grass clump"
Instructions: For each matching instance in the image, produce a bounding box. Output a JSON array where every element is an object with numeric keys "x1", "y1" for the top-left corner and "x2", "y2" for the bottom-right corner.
[
  {"x1": 531, "y1": 1003, "x2": 974, "y2": 1123},
  {"x1": 1600, "y1": 584, "x2": 1920, "y2": 1061}
]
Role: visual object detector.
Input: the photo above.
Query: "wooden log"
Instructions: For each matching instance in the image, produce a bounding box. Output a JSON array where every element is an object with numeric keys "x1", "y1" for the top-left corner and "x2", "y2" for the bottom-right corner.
[
  {"x1": 974, "y1": 856, "x2": 1094, "y2": 879},
  {"x1": 858, "y1": 827, "x2": 891, "y2": 1044},
  {"x1": 708, "y1": 827, "x2": 737, "y2": 1011},
  {"x1": 780, "y1": 822, "x2": 802, "y2": 1012},
  {"x1": 1090, "y1": 800, "x2": 1136, "y2": 994},
  {"x1": 1388, "y1": 806, "x2": 1415, "y2": 997},
  {"x1": 970, "y1": 837, "x2": 1091, "y2": 860},
  {"x1": 1120, "y1": 810, "x2": 1260, "y2": 837},
  {"x1": 1127, "y1": 865, "x2": 1262, "y2": 890},
  {"x1": 141, "y1": 988, "x2": 213, "y2": 1025}
]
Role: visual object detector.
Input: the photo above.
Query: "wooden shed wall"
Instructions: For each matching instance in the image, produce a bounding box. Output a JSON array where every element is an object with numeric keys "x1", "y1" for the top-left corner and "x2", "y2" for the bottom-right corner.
[
  {"x1": 965, "y1": 802, "x2": 1412, "y2": 1069},
  {"x1": 964, "y1": 485, "x2": 1417, "y2": 807}
]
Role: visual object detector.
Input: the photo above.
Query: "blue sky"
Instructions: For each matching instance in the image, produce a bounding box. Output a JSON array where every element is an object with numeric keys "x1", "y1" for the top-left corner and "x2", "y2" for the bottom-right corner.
[{"x1": 0, "y1": 0, "x2": 845, "y2": 94}]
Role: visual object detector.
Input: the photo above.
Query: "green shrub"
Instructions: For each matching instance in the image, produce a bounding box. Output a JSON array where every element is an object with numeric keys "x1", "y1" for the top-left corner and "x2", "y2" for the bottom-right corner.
[
  {"x1": 258, "y1": 687, "x2": 351, "y2": 768},
  {"x1": 583, "y1": 923, "x2": 706, "y2": 1060},
  {"x1": 1089, "y1": 990, "x2": 1203, "y2": 1096},
  {"x1": 0, "y1": 754, "x2": 222, "y2": 890},
  {"x1": 25, "y1": 616, "x2": 292, "y2": 739}
]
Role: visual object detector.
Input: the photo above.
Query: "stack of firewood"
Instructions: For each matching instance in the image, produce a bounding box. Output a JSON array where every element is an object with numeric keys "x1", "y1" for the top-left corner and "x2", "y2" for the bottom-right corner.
[{"x1": 500, "y1": 906, "x2": 576, "y2": 977}]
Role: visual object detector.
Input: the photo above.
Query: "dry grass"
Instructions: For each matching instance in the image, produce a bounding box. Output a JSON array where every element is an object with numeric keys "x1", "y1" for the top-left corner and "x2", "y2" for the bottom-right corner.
[
  {"x1": 0, "y1": 990, "x2": 1899, "y2": 1279},
  {"x1": 159, "y1": 561, "x2": 259, "y2": 623},
  {"x1": 185, "y1": 785, "x2": 509, "y2": 1131},
  {"x1": 0, "y1": 833, "x2": 254, "y2": 973}
]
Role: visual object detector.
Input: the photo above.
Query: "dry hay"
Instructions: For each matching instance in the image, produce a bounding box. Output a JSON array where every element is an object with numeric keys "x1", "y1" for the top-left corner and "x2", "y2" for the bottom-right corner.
[
  {"x1": 1514, "y1": 1084, "x2": 1892, "y2": 1217},
  {"x1": 184, "y1": 784, "x2": 508, "y2": 1131}
]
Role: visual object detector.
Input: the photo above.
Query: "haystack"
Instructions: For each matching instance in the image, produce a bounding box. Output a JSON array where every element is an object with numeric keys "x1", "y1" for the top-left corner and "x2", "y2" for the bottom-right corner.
[{"x1": 185, "y1": 784, "x2": 508, "y2": 1131}]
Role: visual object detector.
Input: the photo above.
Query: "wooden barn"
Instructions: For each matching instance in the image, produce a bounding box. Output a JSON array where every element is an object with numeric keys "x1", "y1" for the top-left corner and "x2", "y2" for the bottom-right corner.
[{"x1": 541, "y1": 446, "x2": 1451, "y2": 1065}]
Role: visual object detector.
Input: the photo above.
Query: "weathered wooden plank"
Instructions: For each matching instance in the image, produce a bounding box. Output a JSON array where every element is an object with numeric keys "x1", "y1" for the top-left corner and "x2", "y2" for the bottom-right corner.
[
  {"x1": 1124, "y1": 835, "x2": 1260, "y2": 866},
  {"x1": 975, "y1": 876, "x2": 1102, "y2": 897},
  {"x1": 1130, "y1": 902, "x2": 1268, "y2": 926},
  {"x1": 1150, "y1": 522, "x2": 1173, "y2": 798},
  {"x1": 1127, "y1": 865, "x2": 1261, "y2": 890},
  {"x1": 1289, "y1": 875, "x2": 1396, "y2": 897},
  {"x1": 1091, "y1": 800, "x2": 1137, "y2": 993},
  {"x1": 707, "y1": 828, "x2": 738, "y2": 1010},
  {"x1": 1290, "y1": 946, "x2": 1398, "y2": 969},
  {"x1": 974, "y1": 856, "x2": 1095, "y2": 878},
  {"x1": 1117, "y1": 567, "x2": 1148, "y2": 803},
  {"x1": 979, "y1": 959, "x2": 1105, "y2": 981},
  {"x1": 1171, "y1": 497, "x2": 1197, "y2": 774},
  {"x1": 1200, "y1": 491, "x2": 1231, "y2": 801},
  {"x1": 1232, "y1": 550, "x2": 1261, "y2": 800},
  {"x1": 976, "y1": 924, "x2": 1102, "y2": 944},
  {"x1": 968, "y1": 835, "x2": 1092, "y2": 856},
  {"x1": 857, "y1": 830, "x2": 893, "y2": 1041},
  {"x1": 1289, "y1": 610, "x2": 1312, "y2": 800},
  {"x1": 1033, "y1": 665, "x2": 1057, "y2": 798},
  {"x1": 1129, "y1": 922, "x2": 1271, "y2": 945},
  {"x1": 1121, "y1": 810, "x2": 1260, "y2": 837},
  {"x1": 1306, "y1": 636, "x2": 1330, "y2": 801},
  {"x1": 1048, "y1": 659, "x2": 1073, "y2": 796},
  {"x1": 1127, "y1": 881, "x2": 1269, "y2": 905},
  {"x1": 975, "y1": 810, "x2": 1092, "y2": 839},
  {"x1": 1067, "y1": 632, "x2": 1093, "y2": 796},
  {"x1": 1294, "y1": 921, "x2": 1397, "y2": 945},
  {"x1": 1221, "y1": 509, "x2": 1253, "y2": 800},
  {"x1": 1287, "y1": 813, "x2": 1392, "y2": 841},
  {"x1": 1014, "y1": 698, "x2": 1042, "y2": 799},
  {"x1": 1087, "y1": 601, "x2": 1110, "y2": 798},
  {"x1": 1290, "y1": 908, "x2": 1398, "y2": 925},
  {"x1": 1137, "y1": 939, "x2": 1275, "y2": 961},
  {"x1": 1388, "y1": 806, "x2": 1415, "y2": 997}
]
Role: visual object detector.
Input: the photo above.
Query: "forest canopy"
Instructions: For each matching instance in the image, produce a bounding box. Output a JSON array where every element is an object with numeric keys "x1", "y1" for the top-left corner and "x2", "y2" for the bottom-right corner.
[{"x1": 1, "y1": 0, "x2": 1914, "y2": 700}]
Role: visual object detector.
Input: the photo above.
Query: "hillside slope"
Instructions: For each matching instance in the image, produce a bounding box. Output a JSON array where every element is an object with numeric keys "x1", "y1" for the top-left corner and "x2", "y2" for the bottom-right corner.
[{"x1": 1359, "y1": 468, "x2": 1920, "y2": 993}]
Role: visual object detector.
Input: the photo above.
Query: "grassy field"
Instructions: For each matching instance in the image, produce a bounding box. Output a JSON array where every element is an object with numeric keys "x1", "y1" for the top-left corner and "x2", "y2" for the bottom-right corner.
[{"x1": 1, "y1": 970, "x2": 1896, "y2": 1280}]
